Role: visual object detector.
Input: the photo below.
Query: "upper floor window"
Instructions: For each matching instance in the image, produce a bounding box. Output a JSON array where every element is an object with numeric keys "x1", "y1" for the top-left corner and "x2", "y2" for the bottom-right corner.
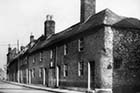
[
  {"x1": 63, "y1": 64, "x2": 68, "y2": 77},
  {"x1": 114, "y1": 57, "x2": 122, "y2": 69},
  {"x1": 50, "y1": 61, "x2": 55, "y2": 68},
  {"x1": 33, "y1": 56, "x2": 35, "y2": 63},
  {"x1": 50, "y1": 50, "x2": 53, "y2": 59},
  {"x1": 64, "y1": 44, "x2": 68, "y2": 55},
  {"x1": 78, "y1": 61, "x2": 84, "y2": 76},
  {"x1": 39, "y1": 52, "x2": 43, "y2": 62},
  {"x1": 24, "y1": 57, "x2": 28, "y2": 64},
  {"x1": 78, "y1": 38, "x2": 84, "y2": 52}
]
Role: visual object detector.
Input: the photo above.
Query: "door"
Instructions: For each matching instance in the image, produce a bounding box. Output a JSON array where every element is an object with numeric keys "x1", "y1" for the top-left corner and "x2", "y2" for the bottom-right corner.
[
  {"x1": 88, "y1": 61, "x2": 95, "y2": 90},
  {"x1": 48, "y1": 68, "x2": 55, "y2": 87},
  {"x1": 43, "y1": 68, "x2": 46, "y2": 85},
  {"x1": 26, "y1": 69, "x2": 28, "y2": 84},
  {"x1": 28, "y1": 70, "x2": 32, "y2": 84},
  {"x1": 56, "y1": 66, "x2": 60, "y2": 87}
]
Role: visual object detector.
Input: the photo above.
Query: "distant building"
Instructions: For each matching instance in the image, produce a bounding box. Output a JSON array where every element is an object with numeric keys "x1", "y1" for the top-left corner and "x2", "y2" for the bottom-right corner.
[
  {"x1": 0, "y1": 68, "x2": 6, "y2": 80},
  {"x1": 7, "y1": 0, "x2": 140, "y2": 93}
]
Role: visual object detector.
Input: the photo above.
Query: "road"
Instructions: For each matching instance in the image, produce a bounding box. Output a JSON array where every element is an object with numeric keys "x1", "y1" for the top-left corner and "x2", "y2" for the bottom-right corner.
[{"x1": 0, "y1": 80, "x2": 55, "y2": 93}]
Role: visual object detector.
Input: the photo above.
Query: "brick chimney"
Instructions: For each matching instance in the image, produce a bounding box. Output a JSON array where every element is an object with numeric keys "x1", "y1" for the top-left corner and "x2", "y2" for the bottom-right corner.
[
  {"x1": 44, "y1": 15, "x2": 55, "y2": 38},
  {"x1": 30, "y1": 33, "x2": 34, "y2": 42},
  {"x1": 8, "y1": 44, "x2": 11, "y2": 53},
  {"x1": 80, "y1": 0, "x2": 96, "y2": 23},
  {"x1": 20, "y1": 46, "x2": 25, "y2": 51}
]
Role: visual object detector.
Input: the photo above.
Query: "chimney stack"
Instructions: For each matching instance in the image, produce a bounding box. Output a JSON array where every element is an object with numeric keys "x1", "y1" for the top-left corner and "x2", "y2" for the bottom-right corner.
[
  {"x1": 80, "y1": 0, "x2": 96, "y2": 23},
  {"x1": 44, "y1": 15, "x2": 55, "y2": 38},
  {"x1": 20, "y1": 46, "x2": 25, "y2": 51},
  {"x1": 30, "y1": 33, "x2": 34, "y2": 42},
  {"x1": 8, "y1": 44, "x2": 11, "y2": 53}
]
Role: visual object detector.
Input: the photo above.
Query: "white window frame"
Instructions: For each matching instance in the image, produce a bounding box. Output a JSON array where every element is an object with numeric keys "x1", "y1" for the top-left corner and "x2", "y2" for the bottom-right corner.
[
  {"x1": 32, "y1": 68, "x2": 35, "y2": 78},
  {"x1": 50, "y1": 61, "x2": 54, "y2": 67},
  {"x1": 63, "y1": 64, "x2": 68, "y2": 77},
  {"x1": 33, "y1": 56, "x2": 35, "y2": 63},
  {"x1": 50, "y1": 50, "x2": 53, "y2": 59},
  {"x1": 39, "y1": 67, "x2": 43, "y2": 78},
  {"x1": 39, "y1": 52, "x2": 43, "y2": 62},
  {"x1": 64, "y1": 44, "x2": 68, "y2": 55},
  {"x1": 78, "y1": 38, "x2": 84, "y2": 52},
  {"x1": 78, "y1": 61, "x2": 84, "y2": 76}
]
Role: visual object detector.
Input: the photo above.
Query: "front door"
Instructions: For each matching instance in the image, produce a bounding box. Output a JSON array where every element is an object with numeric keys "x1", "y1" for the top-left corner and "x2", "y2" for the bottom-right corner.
[
  {"x1": 88, "y1": 61, "x2": 95, "y2": 90},
  {"x1": 28, "y1": 70, "x2": 32, "y2": 84},
  {"x1": 26, "y1": 69, "x2": 28, "y2": 84},
  {"x1": 48, "y1": 68, "x2": 55, "y2": 87},
  {"x1": 43, "y1": 68, "x2": 46, "y2": 85},
  {"x1": 56, "y1": 66, "x2": 60, "y2": 87}
]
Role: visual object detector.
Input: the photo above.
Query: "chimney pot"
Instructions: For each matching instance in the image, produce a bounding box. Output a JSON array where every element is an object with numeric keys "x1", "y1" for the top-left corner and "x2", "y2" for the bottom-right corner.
[
  {"x1": 46, "y1": 15, "x2": 49, "y2": 20},
  {"x1": 44, "y1": 15, "x2": 55, "y2": 38},
  {"x1": 50, "y1": 15, "x2": 53, "y2": 20},
  {"x1": 30, "y1": 34, "x2": 34, "y2": 42}
]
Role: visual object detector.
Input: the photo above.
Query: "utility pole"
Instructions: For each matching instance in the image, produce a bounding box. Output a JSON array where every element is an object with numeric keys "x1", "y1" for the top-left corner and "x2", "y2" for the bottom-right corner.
[
  {"x1": 17, "y1": 40, "x2": 20, "y2": 83},
  {"x1": 17, "y1": 40, "x2": 19, "y2": 53}
]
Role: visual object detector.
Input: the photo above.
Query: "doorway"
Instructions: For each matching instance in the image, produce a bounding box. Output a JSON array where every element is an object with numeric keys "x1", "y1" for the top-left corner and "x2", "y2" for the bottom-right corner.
[
  {"x1": 88, "y1": 61, "x2": 95, "y2": 90},
  {"x1": 56, "y1": 66, "x2": 60, "y2": 87},
  {"x1": 43, "y1": 68, "x2": 46, "y2": 85},
  {"x1": 28, "y1": 70, "x2": 31, "y2": 84}
]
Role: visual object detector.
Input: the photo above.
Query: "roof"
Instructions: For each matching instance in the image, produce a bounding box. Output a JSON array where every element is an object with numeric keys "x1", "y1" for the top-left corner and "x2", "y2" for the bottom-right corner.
[
  {"x1": 28, "y1": 8, "x2": 140, "y2": 53},
  {"x1": 7, "y1": 39, "x2": 36, "y2": 67},
  {"x1": 29, "y1": 35, "x2": 46, "y2": 53}
]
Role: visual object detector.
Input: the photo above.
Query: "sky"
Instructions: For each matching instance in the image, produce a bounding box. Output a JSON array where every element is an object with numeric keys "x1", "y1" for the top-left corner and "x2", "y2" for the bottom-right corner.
[{"x1": 0, "y1": 0, "x2": 140, "y2": 69}]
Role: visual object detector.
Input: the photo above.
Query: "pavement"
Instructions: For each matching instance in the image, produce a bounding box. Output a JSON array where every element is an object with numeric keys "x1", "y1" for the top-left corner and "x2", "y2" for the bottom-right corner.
[
  {"x1": 0, "y1": 80, "x2": 54, "y2": 93},
  {"x1": 2, "y1": 80, "x2": 88, "y2": 93}
]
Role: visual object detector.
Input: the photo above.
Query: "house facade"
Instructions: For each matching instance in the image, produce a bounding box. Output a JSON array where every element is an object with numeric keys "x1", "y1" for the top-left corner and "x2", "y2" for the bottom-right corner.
[
  {"x1": 7, "y1": 47, "x2": 18, "y2": 82},
  {"x1": 7, "y1": 0, "x2": 140, "y2": 93}
]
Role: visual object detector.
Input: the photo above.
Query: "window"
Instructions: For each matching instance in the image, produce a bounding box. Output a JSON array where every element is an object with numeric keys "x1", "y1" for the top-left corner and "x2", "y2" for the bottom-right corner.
[
  {"x1": 24, "y1": 57, "x2": 27, "y2": 64},
  {"x1": 39, "y1": 67, "x2": 43, "y2": 78},
  {"x1": 50, "y1": 61, "x2": 54, "y2": 68},
  {"x1": 50, "y1": 50, "x2": 53, "y2": 59},
  {"x1": 39, "y1": 52, "x2": 43, "y2": 62},
  {"x1": 78, "y1": 61, "x2": 84, "y2": 76},
  {"x1": 114, "y1": 57, "x2": 122, "y2": 69},
  {"x1": 33, "y1": 56, "x2": 35, "y2": 63},
  {"x1": 78, "y1": 38, "x2": 84, "y2": 52},
  {"x1": 64, "y1": 44, "x2": 68, "y2": 55},
  {"x1": 32, "y1": 68, "x2": 35, "y2": 78},
  {"x1": 63, "y1": 64, "x2": 68, "y2": 77},
  {"x1": 29, "y1": 69, "x2": 32, "y2": 78}
]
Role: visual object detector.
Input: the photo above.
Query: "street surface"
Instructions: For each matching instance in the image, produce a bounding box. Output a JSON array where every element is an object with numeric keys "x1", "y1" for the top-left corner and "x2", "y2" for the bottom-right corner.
[{"x1": 0, "y1": 80, "x2": 55, "y2": 93}]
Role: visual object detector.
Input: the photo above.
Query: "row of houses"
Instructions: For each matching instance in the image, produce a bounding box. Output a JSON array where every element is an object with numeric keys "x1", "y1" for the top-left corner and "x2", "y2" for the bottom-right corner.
[{"x1": 7, "y1": 0, "x2": 140, "y2": 93}]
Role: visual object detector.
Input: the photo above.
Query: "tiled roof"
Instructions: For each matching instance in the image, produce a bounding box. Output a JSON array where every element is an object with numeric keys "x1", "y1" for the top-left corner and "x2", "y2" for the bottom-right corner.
[{"x1": 29, "y1": 8, "x2": 140, "y2": 53}]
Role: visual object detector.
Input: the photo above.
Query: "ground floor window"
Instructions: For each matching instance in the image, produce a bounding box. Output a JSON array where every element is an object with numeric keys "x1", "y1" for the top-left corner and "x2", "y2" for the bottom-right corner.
[
  {"x1": 39, "y1": 67, "x2": 43, "y2": 78},
  {"x1": 32, "y1": 68, "x2": 35, "y2": 78},
  {"x1": 63, "y1": 64, "x2": 68, "y2": 77},
  {"x1": 78, "y1": 61, "x2": 84, "y2": 76}
]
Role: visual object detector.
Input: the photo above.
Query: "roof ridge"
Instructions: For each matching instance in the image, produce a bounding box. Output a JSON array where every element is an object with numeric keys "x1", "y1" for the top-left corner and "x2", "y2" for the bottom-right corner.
[{"x1": 102, "y1": 8, "x2": 125, "y2": 25}]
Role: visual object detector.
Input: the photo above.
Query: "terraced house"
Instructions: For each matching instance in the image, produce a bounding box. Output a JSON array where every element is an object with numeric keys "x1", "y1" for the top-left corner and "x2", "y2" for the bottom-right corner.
[{"x1": 7, "y1": 0, "x2": 140, "y2": 93}]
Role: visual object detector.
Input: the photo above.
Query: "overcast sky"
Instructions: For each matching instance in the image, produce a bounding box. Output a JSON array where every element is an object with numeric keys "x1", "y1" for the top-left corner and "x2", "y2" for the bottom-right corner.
[{"x1": 0, "y1": 0, "x2": 140, "y2": 69}]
